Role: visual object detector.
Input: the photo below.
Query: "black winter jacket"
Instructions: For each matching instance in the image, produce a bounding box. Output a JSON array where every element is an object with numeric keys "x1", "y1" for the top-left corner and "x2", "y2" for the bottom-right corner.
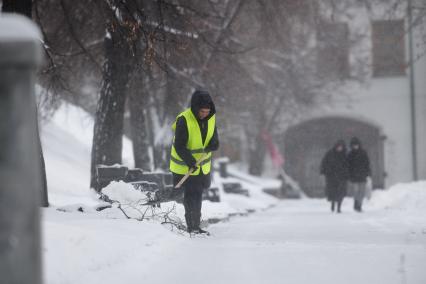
[{"x1": 347, "y1": 148, "x2": 371, "y2": 183}]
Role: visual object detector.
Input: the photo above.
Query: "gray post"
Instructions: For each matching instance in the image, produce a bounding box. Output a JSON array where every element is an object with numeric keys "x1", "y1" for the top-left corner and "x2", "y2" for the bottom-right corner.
[
  {"x1": 0, "y1": 14, "x2": 43, "y2": 284},
  {"x1": 407, "y1": 0, "x2": 418, "y2": 181}
]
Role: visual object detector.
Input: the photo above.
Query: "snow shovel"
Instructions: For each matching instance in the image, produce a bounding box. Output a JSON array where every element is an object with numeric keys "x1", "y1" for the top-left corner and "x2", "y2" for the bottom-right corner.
[{"x1": 174, "y1": 153, "x2": 208, "y2": 189}]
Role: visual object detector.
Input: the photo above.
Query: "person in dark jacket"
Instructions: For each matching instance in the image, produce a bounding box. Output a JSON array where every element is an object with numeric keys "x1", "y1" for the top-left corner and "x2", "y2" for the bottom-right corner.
[
  {"x1": 170, "y1": 90, "x2": 219, "y2": 234},
  {"x1": 347, "y1": 137, "x2": 371, "y2": 212},
  {"x1": 320, "y1": 140, "x2": 349, "y2": 213}
]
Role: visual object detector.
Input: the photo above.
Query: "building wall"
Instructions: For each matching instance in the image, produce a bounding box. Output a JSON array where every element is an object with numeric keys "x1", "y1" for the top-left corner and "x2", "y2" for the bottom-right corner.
[
  {"x1": 288, "y1": 63, "x2": 425, "y2": 189},
  {"x1": 283, "y1": 3, "x2": 426, "y2": 188},
  {"x1": 284, "y1": 79, "x2": 411, "y2": 188},
  {"x1": 330, "y1": 79, "x2": 412, "y2": 188}
]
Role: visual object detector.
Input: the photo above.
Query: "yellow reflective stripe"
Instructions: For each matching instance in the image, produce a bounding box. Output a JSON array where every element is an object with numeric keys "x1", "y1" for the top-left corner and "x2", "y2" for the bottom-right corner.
[
  {"x1": 200, "y1": 157, "x2": 211, "y2": 166},
  {"x1": 170, "y1": 156, "x2": 187, "y2": 165},
  {"x1": 172, "y1": 144, "x2": 204, "y2": 154},
  {"x1": 171, "y1": 157, "x2": 211, "y2": 168},
  {"x1": 170, "y1": 153, "x2": 211, "y2": 166}
]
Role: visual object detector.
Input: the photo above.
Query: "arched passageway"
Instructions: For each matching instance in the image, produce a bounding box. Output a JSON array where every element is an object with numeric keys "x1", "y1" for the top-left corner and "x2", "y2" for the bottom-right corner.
[{"x1": 284, "y1": 117, "x2": 385, "y2": 197}]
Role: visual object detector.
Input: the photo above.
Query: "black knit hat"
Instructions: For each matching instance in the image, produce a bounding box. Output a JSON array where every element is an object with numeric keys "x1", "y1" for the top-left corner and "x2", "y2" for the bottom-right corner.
[
  {"x1": 192, "y1": 90, "x2": 212, "y2": 109},
  {"x1": 190, "y1": 90, "x2": 216, "y2": 119}
]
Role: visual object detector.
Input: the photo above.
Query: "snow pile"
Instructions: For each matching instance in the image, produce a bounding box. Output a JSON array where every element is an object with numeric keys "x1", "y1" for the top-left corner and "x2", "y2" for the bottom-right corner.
[
  {"x1": 102, "y1": 181, "x2": 148, "y2": 204},
  {"x1": 98, "y1": 171, "x2": 279, "y2": 223},
  {"x1": 367, "y1": 181, "x2": 426, "y2": 211}
]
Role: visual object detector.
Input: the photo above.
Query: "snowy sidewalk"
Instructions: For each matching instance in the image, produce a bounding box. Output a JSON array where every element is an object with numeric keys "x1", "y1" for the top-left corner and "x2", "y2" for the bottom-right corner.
[
  {"x1": 140, "y1": 199, "x2": 426, "y2": 284},
  {"x1": 43, "y1": 199, "x2": 426, "y2": 284}
]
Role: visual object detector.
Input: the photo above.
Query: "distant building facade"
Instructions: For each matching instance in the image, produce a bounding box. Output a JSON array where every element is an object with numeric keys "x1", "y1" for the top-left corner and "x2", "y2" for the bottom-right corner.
[{"x1": 282, "y1": 2, "x2": 426, "y2": 196}]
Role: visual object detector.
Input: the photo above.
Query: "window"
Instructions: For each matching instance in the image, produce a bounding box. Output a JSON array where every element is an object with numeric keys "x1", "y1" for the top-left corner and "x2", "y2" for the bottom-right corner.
[
  {"x1": 317, "y1": 22, "x2": 350, "y2": 80},
  {"x1": 372, "y1": 20, "x2": 405, "y2": 77}
]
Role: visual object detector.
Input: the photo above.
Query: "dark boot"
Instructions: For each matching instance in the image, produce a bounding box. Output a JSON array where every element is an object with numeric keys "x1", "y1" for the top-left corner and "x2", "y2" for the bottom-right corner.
[
  {"x1": 358, "y1": 201, "x2": 363, "y2": 212},
  {"x1": 184, "y1": 199, "x2": 194, "y2": 232},
  {"x1": 337, "y1": 201, "x2": 342, "y2": 213},
  {"x1": 185, "y1": 213, "x2": 193, "y2": 232},
  {"x1": 331, "y1": 201, "x2": 335, "y2": 212},
  {"x1": 191, "y1": 210, "x2": 201, "y2": 230},
  {"x1": 193, "y1": 228, "x2": 210, "y2": 235},
  {"x1": 191, "y1": 186, "x2": 203, "y2": 230}
]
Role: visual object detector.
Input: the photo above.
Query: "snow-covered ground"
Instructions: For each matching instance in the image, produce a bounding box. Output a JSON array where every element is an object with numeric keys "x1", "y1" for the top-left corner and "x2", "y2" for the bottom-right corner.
[
  {"x1": 40, "y1": 101, "x2": 426, "y2": 284},
  {"x1": 43, "y1": 188, "x2": 426, "y2": 284}
]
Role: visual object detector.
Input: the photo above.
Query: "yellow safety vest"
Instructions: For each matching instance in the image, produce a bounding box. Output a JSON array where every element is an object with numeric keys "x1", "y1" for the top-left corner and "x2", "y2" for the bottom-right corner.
[{"x1": 170, "y1": 108, "x2": 215, "y2": 175}]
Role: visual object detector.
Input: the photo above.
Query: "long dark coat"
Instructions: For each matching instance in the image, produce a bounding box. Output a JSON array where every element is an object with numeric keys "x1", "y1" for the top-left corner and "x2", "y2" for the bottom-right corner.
[{"x1": 320, "y1": 142, "x2": 349, "y2": 201}]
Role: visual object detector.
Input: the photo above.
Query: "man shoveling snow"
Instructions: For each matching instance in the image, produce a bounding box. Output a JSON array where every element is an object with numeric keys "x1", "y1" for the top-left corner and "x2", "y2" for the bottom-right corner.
[{"x1": 169, "y1": 90, "x2": 219, "y2": 235}]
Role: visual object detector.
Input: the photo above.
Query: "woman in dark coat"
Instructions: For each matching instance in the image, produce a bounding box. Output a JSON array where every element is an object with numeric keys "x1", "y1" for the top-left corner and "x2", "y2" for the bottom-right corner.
[{"x1": 320, "y1": 140, "x2": 349, "y2": 213}]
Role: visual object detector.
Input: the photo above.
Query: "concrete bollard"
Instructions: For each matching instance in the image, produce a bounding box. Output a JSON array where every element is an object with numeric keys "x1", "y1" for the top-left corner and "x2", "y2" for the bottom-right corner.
[{"x1": 0, "y1": 14, "x2": 43, "y2": 284}]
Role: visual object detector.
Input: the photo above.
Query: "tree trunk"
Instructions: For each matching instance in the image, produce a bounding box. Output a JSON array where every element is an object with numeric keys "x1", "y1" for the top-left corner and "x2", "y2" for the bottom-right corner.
[
  {"x1": 90, "y1": 30, "x2": 131, "y2": 190},
  {"x1": 145, "y1": 105, "x2": 169, "y2": 171},
  {"x1": 129, "y1": 79, "x2": 151, "y2": 171},
  {"x1": 164, "y1": 74, "x2": 186, "y2": 120},
  {"x1": 36, "y1": 113, "x2": 49, "y2": 207},
  {"x1": 153, "y1": 74, "x2": 186, "y2": 170},
  {"x1": 3, "y1": 0, "x2": 49, "y2": 207}
]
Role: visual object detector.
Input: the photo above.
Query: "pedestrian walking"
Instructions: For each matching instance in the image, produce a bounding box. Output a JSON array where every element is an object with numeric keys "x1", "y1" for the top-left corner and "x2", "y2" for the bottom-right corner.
[
  {"x1": 320, "y1": 140, "x2": 349, "y2": 213},
  {"x1": 347, "y1": 137, "x2": 371, "y2": 212},
  {"x1": 169, "y1": 90, "x2": 219, "y2": 234}
]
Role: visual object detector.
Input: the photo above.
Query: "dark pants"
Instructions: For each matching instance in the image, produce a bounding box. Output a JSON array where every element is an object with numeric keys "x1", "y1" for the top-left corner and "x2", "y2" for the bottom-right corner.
[
  {"x1": 173, "y1": 173, "x2": 211, "y2": 230},
  {"x1": 350, "y1": 182, "x2": 366, "y2": 211}
]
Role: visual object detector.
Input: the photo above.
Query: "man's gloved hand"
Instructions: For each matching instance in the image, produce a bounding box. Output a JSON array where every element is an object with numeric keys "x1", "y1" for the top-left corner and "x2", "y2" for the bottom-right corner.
[{"x1": 189, "y1": 165, "x2": 199, "y2": 172}]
